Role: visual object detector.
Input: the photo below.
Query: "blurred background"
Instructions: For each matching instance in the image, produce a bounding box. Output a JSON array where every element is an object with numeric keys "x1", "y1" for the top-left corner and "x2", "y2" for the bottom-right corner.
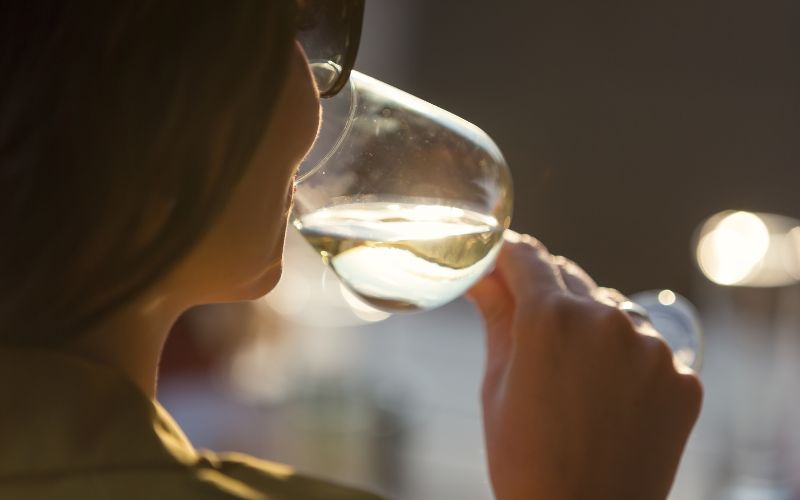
[{"x1": 159, "y1": 1, "x2": 800, "y2": 498}]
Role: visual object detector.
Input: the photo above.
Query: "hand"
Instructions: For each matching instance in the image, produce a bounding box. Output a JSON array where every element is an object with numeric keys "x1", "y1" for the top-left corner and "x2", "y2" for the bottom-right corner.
[{"x1": 468, "y1": 232, "x2": 703, "y2": 500}]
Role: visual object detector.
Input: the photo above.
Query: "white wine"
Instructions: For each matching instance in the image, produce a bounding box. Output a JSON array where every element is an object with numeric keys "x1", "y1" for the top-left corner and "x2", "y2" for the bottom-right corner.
[{"x1": 293, "y1": 201, "x2": 504, "y2": 311}]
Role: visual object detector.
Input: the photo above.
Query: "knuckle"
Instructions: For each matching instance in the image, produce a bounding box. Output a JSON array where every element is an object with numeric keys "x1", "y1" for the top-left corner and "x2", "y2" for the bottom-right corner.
[
  {"x1": 594, "y1": 304, "x2": 636, "y2": 337},
  {"x1": 595, "y1": 287, "x2": 627, "y2": 304},
  {"x1": 552, "y1": 255, "x2": 569, "y2": 268},
  {"x1": 505, "y1": 234, "x2": 549, "y2": 259},
  {"x1": 555, "y1": 256, "x2": 583, "y2": 277},
  {"x1": 640, "y1": 334, "x2": 675, "y2": 368}
]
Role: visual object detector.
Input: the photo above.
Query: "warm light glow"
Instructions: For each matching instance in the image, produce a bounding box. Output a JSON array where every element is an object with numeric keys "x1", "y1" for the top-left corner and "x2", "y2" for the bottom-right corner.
[
  {"x1": 263, "y1": 273, "x2": 311, "y2": 316},
  {"x1": 228, "y1": 336, "x2": 292, "y2": 403},
  {"x1": 696, "y1": 211, "x2": 770, "y2": 285},
  {"x1": 339, "y1": 283, "x2": 392, "y2": 322},
  {"x1": 657, "y1": 289, "x2": 676, "y2": 306}
]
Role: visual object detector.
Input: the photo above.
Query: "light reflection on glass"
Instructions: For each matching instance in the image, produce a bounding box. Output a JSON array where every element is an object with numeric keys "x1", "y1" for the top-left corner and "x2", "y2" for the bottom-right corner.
[
  {"x1": 339, "y1": 283, "x2": 392, "y2": 322},
  {"x1": 259, "y1": 229, "x2": 392, "y2": 326}
]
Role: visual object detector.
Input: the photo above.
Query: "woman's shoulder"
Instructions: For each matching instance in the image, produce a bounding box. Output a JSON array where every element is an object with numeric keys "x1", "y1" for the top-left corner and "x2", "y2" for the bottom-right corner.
[
  {"x1": 0, "y1": 346, "x2": 385, "y2": 499},
  {"x1": 189, "y1": 450, "x2": 386, "y2": 500},
  {"x1": 0, "y1": 451, "x2": 386, "y2": 500}
]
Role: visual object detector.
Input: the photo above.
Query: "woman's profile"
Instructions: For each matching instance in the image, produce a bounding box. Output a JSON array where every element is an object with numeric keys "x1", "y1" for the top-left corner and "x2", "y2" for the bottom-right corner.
[{"x1": 0, "y1": 1, "x2": 702, "y2": 499}]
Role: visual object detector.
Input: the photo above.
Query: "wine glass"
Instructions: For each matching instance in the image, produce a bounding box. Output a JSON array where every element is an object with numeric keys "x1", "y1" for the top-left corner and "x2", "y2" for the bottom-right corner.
[
  {"x1": 291, "y1": 71, "x2": 702, "y2": 370},
  {"x1": 628, "y1": 290, "x2": 703, "y2": 370},
  {"x1": 292, "y1": 71, "x2": 512, "y2": 312}
]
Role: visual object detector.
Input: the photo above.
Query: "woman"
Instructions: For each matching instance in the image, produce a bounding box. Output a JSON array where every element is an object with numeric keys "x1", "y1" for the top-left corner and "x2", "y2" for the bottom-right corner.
[{"x1": 0, "y1": 1, "x2": 701, "y2": 499}]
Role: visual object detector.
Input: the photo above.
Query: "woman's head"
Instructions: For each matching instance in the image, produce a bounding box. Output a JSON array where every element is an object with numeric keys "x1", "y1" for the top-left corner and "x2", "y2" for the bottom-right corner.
[{"x1": 0, "y1": 1, "x2": 320, "y2": 344}]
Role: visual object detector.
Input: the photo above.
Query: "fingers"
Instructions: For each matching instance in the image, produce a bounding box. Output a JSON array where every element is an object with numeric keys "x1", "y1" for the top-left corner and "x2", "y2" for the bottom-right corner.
[
  {"x1": 467, "y1": 270, "x2": 514, "y2": 370},
  {"x1": 554, "y1": 255, "x2": 597, "y2": 298},
  {"x1": 594, "y1": 287, "x2": 660, "y2": 336},
  {"x1": 494, "y1": 231, "x2": 566, "y2": 304},
  {"x1": 489, "y1": 230, "x2": 663, "y2": 340},
  {"x1": 499, "y1": 233, "x2": 661, "y2": 339},
  {"x1": 468, "y1": 269, "x2": 514, "y2": 326},
  {"x1": 477, "y1": 231, "x2": 696, "y2": 391},
  {"x1": 498, "y1": 231, "x2": 600, "y2": 304}
]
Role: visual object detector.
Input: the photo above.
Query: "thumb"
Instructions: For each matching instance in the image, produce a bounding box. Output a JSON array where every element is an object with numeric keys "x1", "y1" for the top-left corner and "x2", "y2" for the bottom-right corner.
[
  {"x1": 467, "y1": 269, "x2": 514, "y2": 368},
  {"x1": 468, "y1": 269, "x2": 512, "y2": 321}
]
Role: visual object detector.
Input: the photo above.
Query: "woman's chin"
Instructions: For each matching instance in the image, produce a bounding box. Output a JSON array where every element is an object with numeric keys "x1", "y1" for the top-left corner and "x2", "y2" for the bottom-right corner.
[
  {"x1": 225, "y1": 261, "x2": 283, "y2": 302},
  {"x1": 248, "y1": 262, "x2": 283, "y2": 299}
]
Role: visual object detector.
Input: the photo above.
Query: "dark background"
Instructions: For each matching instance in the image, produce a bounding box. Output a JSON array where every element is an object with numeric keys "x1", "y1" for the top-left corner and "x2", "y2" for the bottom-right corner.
[{"x1": 357, "y1": 0, "x2": 800, "y2": 297}]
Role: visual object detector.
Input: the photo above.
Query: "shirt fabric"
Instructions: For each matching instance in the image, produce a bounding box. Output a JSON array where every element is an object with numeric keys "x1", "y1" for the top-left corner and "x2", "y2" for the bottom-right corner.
[{"x1": 0, "y1": 347, "x2": 384, "y2": 499}]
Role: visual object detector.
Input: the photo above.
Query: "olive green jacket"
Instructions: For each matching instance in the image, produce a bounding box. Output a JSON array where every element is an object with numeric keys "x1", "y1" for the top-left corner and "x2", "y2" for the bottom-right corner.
[{"x1": 0, "y1": 347, "x2": 383, "y2": 499}]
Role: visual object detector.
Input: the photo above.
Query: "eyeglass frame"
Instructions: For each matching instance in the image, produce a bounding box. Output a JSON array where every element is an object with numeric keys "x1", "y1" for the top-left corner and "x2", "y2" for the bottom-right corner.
[{"x1": 295, "y1": 0, "x2": 365, "y2": 99}]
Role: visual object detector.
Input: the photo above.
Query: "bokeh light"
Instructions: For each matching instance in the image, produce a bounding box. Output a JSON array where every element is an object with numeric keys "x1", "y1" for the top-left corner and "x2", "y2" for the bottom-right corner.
[
  {"x1": 696, "y1": 210, "x2": 800, "y2": 287},
  {"x1": 696, "y1": 211, "x2": 770, "y2": 286}
]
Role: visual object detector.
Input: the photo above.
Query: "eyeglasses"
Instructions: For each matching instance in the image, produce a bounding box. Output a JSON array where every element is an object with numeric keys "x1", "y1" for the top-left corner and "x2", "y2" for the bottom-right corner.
[{"x1": 295, "y1": 0, "x2": 365, "y2": 98}]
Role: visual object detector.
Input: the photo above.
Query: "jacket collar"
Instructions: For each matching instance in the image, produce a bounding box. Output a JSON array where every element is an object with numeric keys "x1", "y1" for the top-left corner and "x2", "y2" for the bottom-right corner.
[{"x1": 0, "y1": 346, "x2": 198, "y2": 480}]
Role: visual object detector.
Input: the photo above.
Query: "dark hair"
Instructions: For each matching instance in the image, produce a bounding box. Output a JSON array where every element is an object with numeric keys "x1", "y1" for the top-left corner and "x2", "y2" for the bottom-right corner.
[{"x1": 0, "y1": 1, "x2": 296, "y2": 345}]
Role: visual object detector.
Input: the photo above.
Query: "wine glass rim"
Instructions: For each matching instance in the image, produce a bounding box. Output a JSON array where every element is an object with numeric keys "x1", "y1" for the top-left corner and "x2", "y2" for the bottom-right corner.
[{"x1": 296, "y1": 73, "x2": 359, "y2": 184}]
